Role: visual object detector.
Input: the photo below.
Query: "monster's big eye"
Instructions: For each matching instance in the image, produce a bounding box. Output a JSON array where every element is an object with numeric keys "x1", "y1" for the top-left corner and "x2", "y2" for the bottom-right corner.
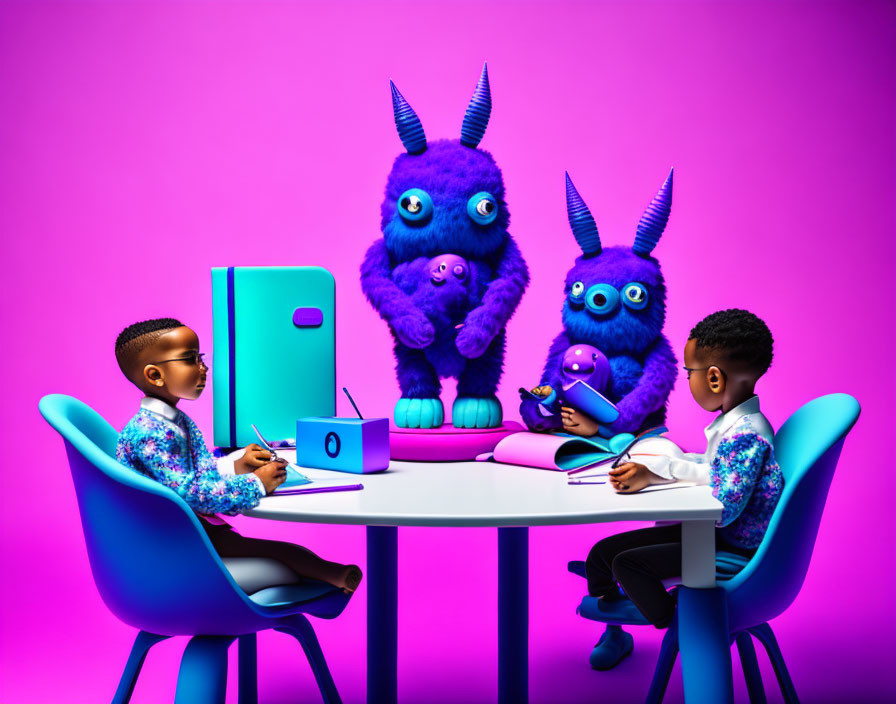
[
  {"x1": 622, "y1": 283, "x2": 649, "y2": 310},
  {"x1": 466, "y1": 192, "x2": 498, "y2": 225},
  {"x1": 584, "y1": 284, "x2": 620, "y2": 315},
  {"x1": 567, "y1": 281, "x2": 585, "y2": 307},
  {"x1": 398, "y1": 188, "x2": 433, "y2": 223}
]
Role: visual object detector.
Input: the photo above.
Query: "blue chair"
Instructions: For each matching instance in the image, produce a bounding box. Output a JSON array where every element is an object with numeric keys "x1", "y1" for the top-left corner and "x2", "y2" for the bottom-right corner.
[
  {"x1": 39, "y1": 394, "x2": 352, "y2": 704},
  {"x1": 573, "y1": 393, "x2": 860, "y2": 703}
]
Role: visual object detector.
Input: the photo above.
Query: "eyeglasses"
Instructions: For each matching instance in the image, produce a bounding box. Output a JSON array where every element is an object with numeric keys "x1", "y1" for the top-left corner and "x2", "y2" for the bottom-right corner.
[
  {"x1": 150, "y1": 352, "x2": 207, "y2": 368},
  {"x1": 683, "y1": 365, "x2": 726, "y2": 380}
]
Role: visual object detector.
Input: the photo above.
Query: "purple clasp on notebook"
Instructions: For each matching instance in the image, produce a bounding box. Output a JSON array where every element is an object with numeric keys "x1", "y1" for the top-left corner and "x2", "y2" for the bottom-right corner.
[{"x1": 293, "y1": 308, "x2": 323, "y2": 327}]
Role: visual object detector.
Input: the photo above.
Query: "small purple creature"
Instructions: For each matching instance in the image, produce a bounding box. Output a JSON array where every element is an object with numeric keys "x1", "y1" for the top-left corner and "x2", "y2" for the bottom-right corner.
[
  {"x1": 405, "y1": 254, "x2": 475, "y2": 330},
  {"x1": 521, "y1": 171, "x2": 677, "y2": 434},
  {"x1": 533, "y1": 343, "x2": 611, "y2": 415},
  {"x1": 429, "y1": 254, "x2": 468, "y2": 286},
  {"x1": 561, "y1": 344, "x2": 610, "y2": 391},
  {"x1": 361, "y1": 64, "x2": 529, "y2": 429}
]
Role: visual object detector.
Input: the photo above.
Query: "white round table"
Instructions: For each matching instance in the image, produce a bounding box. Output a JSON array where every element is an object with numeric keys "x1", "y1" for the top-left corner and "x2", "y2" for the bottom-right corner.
[{"x1": 246, "y1": 457, "x2": 731, "y2": 704}]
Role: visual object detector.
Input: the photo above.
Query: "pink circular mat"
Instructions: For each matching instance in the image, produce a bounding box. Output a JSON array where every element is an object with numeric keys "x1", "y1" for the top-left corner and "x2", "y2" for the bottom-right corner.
[{"x1": 389, "y1": 421, "x2": 525, "y2": 461}]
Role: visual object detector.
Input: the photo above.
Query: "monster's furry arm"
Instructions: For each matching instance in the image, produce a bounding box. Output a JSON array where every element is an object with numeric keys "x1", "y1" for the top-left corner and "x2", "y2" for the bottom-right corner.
[
  {"x1": 456, "y1": 236, "x2": 530, "y2": 359},
  {"x1": 608, "y1": 335, "x2": 677, "y2": 434},
  {"x1": 360, "y1": 239, "x2": 434, "y2": 348}
]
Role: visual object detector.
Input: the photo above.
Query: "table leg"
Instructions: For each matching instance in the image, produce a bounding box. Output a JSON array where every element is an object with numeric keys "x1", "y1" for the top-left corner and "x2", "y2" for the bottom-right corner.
[
  {"x1": 498, "y1": 526, "x2": 528, "y2": 704},
  {"x1": 367, "y1": 526, "x2": 398, "y2": 704},
  {"x1": 679, "y1": 520, "x2": 733, "y2": 704}
]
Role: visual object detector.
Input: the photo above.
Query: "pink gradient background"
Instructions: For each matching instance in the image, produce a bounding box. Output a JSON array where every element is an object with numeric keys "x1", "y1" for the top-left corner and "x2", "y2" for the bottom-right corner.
[{"x1": 2, "y1": 1, "x2": 894, "y2": 702}]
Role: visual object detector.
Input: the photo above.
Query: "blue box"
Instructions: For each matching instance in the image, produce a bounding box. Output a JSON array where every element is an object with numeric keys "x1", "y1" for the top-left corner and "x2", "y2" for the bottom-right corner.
[{"x1": 296, "y1": 417, "x2": 390, "y2": 474}]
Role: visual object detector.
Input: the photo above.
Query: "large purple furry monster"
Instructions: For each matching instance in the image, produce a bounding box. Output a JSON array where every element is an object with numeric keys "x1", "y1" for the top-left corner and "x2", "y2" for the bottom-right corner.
[
  {"x1": 521, "y1": 171, "x2": 677, "y2": 435},
  {"x1": 361, "y1": 64, "x2": 529, "y2": 429}
]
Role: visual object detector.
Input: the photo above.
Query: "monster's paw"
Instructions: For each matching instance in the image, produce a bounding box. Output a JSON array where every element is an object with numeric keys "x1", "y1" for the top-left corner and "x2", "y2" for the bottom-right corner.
[
  {"x1": 520, "y1": 398, "x2": 561, "y2": 432},
  {"x1": 452, "y1": 396, "x2": 502, "y2": 428},
  {"x1": 455, "y1": 323, "x2": 495, "y2": 359},
  {"x1": 394, "y1": 398, "x2": 444, "y2": 429},
  {"x1": 391, "y1": 312, "x2": 435, "y2": 349}
]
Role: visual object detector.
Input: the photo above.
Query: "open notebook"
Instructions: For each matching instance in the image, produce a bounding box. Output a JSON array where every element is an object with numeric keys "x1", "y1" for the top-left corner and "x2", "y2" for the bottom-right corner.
[
  {"x1": 476, "y1": 426, "x2": 675, "y2": 472},
  {"x1": 570, "y1": 434, "x2": 701, "y2": 490},
  {"x1": 221, "y1": 449, "x2": 363, "y2": 495}
]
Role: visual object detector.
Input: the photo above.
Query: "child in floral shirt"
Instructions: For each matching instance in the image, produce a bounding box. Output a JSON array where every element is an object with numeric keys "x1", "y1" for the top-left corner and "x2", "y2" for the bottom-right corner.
[
  {"x1": 582, "y1": 309, "x2": 782, "y2": 661},
  {"x1": 115, "y1": 318, "x2": 362, "y2": 594}
]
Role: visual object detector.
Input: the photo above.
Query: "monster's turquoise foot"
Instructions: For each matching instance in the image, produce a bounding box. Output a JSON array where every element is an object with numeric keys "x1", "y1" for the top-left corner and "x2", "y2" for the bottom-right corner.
[
  {"x1": 394, "y1": 398, "x2": 444, "y2": 428},
  {"x1": 452, "y1": 396, "x2": 502, "y2": 428}
]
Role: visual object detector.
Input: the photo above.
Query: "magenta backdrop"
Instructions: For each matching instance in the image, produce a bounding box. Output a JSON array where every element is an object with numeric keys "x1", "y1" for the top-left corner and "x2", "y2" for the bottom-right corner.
[{"x1": 2, "y1": 1, "x2": 894, "y2": 702}]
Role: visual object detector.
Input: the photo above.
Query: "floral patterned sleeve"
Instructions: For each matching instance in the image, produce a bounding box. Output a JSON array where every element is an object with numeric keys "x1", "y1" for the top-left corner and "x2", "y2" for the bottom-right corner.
[
  {"x1": 709, "y1": 432, "x2": 772, "y2": 528},
  {"x1": 118, "y1": 413, "x2": 262, "y2": 515}
]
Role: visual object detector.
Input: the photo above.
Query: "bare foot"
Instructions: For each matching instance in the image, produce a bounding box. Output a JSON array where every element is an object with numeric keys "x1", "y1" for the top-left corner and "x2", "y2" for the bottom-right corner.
[{"x1": 340, "y1": 565, "x2": 363, "y2": 594}]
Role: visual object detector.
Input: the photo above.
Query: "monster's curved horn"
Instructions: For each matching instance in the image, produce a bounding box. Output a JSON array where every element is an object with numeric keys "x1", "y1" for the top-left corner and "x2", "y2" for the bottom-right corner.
[
  {"x1": 633, "y1": 168, "x2": 673, "y2": 256},
  {"x1": 460, "y1": 62, "x2": 492, "y2": 148},
  {"x1": 390, "y1": 80, "x2": 427, "y2": 154},
  {"x1": 566, "y1": 172, "x2": 601, "y2": 257}
]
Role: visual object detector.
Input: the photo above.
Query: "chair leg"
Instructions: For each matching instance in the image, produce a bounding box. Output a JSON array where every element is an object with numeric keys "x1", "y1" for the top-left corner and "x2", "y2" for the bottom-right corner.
[
  {"x1": 749, "y1": 623, "x2": 800, "y2": 704},
  {"x1": 735, "y1": 631, "x2": 767, "y2": 704},
  {"x1": 276, "y1": 615, "x2": 342, "y2": 704},
  {"x1": 238, "y1": 634, "x2": 258, "y2": 704},
  {"x1": 111, "y1": 630, "x2": 171, "y2": 704},
  {"x1": 174, "y1": 635, "x2": 236, "y2": 704},
  {"x1": 645, "y1": 617, "x2": 679, "y2": 704}
]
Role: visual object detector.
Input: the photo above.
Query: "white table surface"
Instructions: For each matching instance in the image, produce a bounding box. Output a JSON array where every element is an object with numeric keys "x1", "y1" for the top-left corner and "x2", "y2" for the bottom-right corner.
[
  {"x1": 247, "y1": 453, "x2": 733, "y2": 704},
  {"x1": 246, "y1": 453, "x2": 723, "y2": 528}
]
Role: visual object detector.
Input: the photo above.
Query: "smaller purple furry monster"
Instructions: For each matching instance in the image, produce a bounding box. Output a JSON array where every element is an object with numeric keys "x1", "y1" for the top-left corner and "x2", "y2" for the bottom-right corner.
[
  {"x1": 521, "y1": 171, "x2": 677, "y2": 434},
  {"x1": 361, "y1": 64, "x2": 529, "y2": 429},
  {"x1": 421, "y1": 254, "x2": 472, "y2": 326},
  {"x1": 402, "y1": 254, "x2": 477, "y2": 343}
]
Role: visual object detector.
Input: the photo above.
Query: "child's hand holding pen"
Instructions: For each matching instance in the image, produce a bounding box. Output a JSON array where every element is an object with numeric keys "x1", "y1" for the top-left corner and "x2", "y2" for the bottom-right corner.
[
  {"x1": 608, "y1": 461, "x2": 653, "y2": 493},
  {"x1": 234, "y1": 443, "x2": 273, "y2": 474},
  {"x1": 253, "y1": 458, "x2": 288, "y2": 494}
]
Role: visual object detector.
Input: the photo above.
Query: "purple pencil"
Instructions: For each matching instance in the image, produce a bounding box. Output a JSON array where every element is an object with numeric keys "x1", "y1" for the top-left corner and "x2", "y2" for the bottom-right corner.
[{"x1": 272, "y1": 484, "x2": 364, "y2": 497}]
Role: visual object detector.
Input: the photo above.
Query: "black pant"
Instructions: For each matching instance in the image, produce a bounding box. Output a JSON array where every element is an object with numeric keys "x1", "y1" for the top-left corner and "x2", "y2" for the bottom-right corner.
[{"x1": 585, "y1": 524, "x2": 755, "y2": 628}]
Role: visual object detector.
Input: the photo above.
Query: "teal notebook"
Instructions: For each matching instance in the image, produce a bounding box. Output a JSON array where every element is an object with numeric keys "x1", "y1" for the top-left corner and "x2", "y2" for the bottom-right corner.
[{"x1": 212, "y1": 266, "x2": 336, "y2": 448}]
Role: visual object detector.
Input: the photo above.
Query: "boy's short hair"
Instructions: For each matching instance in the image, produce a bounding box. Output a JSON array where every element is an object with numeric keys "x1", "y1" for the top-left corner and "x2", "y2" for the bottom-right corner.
[
  {"x1": 115, "y1": 318, "x2": 184, "y2": 377},
  {"x1": 689, "y1": 309, "x2": 774, "y2": 375}
]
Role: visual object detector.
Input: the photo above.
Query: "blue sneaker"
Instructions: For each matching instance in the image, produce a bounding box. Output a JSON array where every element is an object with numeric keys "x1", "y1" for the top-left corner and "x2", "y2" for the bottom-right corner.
[
  {"x1": 577, "y1": 595, "x2": 649, "y2": 626},
  {"x1": 589, "y1": 625, "x2": 634, "y2": 670}
]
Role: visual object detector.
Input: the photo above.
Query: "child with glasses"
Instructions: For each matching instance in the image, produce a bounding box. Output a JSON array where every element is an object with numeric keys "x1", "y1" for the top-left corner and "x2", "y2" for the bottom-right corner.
[
  {"x1": 581, "y1": 309, "x2": 783, "y2": 662},
  {"x1": 114, "y1": 318, "x2": 362, "y2": 594}
]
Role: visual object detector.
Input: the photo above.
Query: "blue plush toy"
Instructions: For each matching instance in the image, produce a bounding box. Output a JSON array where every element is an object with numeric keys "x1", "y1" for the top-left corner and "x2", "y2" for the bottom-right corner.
[
  {"x1": 361, "y1": 64, "x2": 529, "y2": 429},
  {"x1": 521, "y1": 171, "x2": 677, "y2": 436}
]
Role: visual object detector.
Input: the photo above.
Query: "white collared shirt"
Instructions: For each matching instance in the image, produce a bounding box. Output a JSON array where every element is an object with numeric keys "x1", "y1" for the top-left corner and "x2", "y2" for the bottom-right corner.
[
  {"x1": 139, "y1": 396, "x2": 265, "y2": 494},
  {"x1": 645, "y1": 396, "x2": 775, "y2": 484}
]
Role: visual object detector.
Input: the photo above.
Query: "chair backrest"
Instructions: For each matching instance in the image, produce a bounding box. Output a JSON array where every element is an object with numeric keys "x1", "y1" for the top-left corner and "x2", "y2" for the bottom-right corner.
[
  {"x1": 723, "y1": 393, "x2": 860, "y2": 632},
  {"x1": 39, "y1": 394, "x2": 268, "y2": 636}
]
